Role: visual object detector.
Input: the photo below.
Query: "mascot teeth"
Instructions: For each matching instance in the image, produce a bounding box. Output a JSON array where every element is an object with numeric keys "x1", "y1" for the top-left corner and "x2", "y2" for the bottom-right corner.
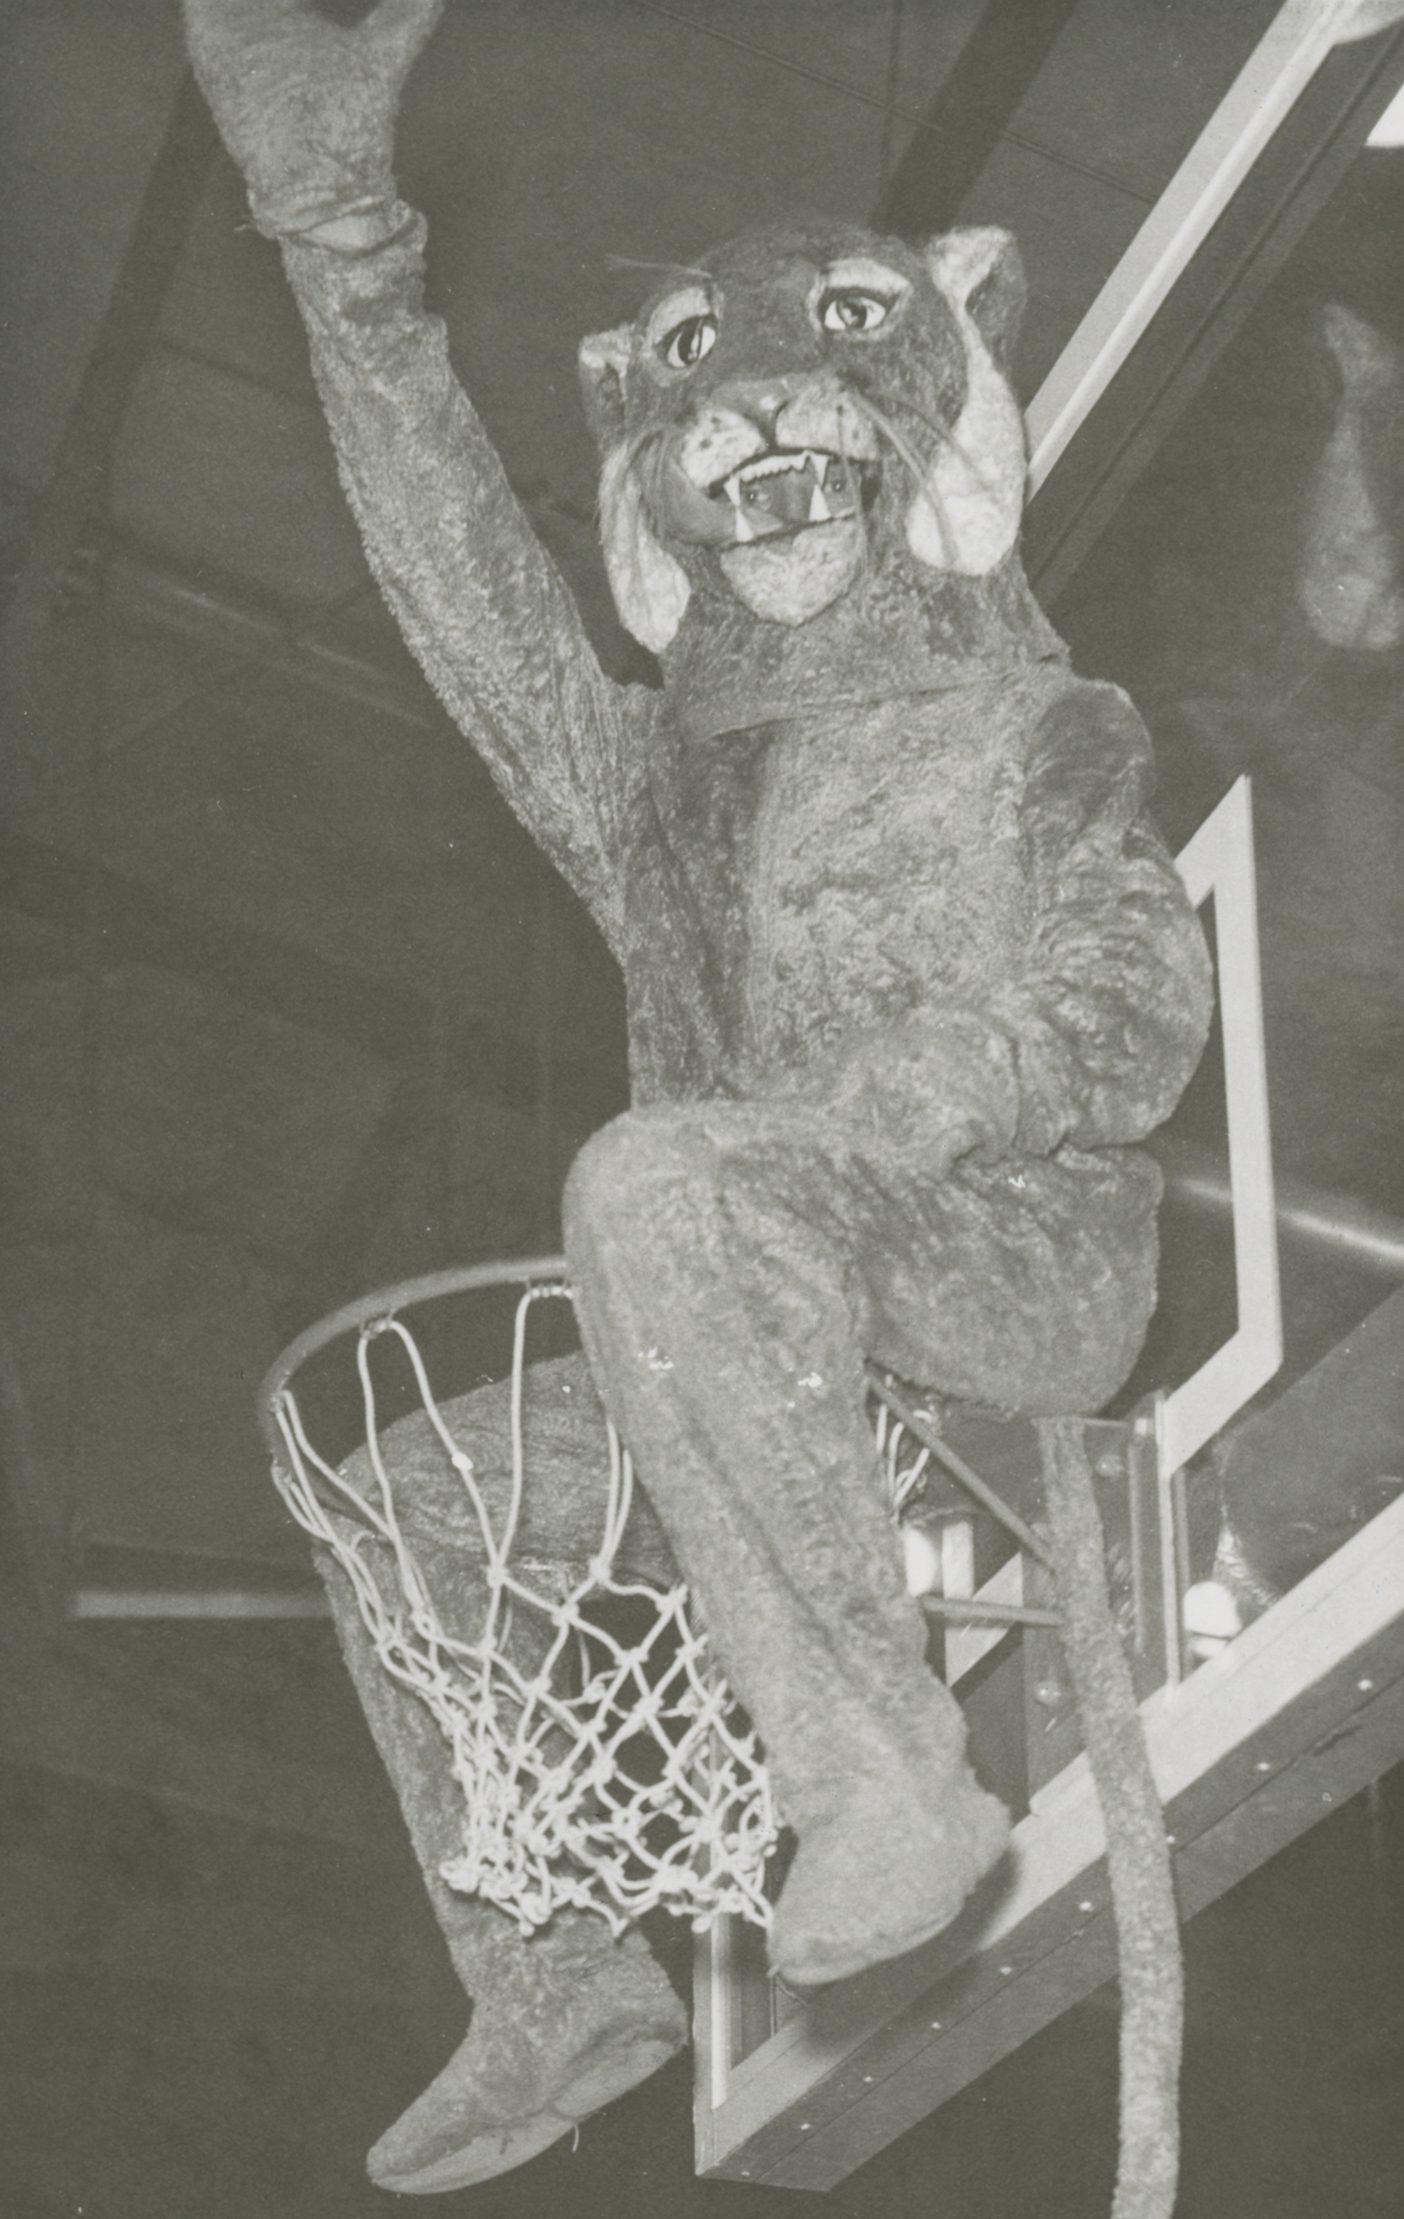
[{"x1": 720, "y1": 451, "x2": 854, "y2": 532}]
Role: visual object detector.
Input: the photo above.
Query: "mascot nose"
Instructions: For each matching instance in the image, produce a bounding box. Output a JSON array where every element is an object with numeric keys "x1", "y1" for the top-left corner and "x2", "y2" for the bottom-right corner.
[{"x1": 709, "y1": 377, "x2": 810, "y2": 443}]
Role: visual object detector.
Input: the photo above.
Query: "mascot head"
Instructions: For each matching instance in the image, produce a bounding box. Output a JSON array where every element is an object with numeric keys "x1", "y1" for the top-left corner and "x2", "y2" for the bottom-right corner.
[{"x1": 578, "y1": 223, "x2": 1029, "y2": 656}]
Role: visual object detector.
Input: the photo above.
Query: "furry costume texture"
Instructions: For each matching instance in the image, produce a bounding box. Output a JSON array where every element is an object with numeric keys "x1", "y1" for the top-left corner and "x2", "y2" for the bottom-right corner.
[{"x1": 186, "y1": 0, "x2": 1212, "y2": 2192}]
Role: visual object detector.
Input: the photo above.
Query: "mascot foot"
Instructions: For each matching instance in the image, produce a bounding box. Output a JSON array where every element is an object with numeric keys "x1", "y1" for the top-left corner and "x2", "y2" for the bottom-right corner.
[
  {"x1": 367, "y1": 1951, "x2": 687, "y2": 2193},
  {"x1": 769, "y1": 1778, "x2": 1010, "y2": 1990}
]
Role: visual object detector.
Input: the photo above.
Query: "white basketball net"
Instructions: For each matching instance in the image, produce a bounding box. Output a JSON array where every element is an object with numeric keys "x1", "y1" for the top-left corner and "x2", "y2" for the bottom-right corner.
[
  {"x1": 265, "y1": 1274, "x2": 942, "y2": 1938},
  {"x1": 267, "y1": 1281, "x2": 782, "y2": 1934}
]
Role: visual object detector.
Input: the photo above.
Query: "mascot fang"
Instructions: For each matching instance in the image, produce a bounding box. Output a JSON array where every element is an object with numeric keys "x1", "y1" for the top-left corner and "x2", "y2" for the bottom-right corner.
[{"x1": 186, "y1": 5, "x2": 1211, "y2": 2212}]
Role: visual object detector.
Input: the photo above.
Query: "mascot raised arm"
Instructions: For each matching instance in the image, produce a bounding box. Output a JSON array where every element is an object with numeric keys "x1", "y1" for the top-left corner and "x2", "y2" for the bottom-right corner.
[{"x1": 186, "y1": 0, "x2": 1212, "y2": 2198}]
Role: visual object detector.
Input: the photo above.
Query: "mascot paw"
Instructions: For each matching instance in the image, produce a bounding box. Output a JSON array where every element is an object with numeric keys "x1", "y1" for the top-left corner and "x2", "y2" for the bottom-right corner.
[
  {"x1": 366, "y1": 1957, "x2": 686, "y2": 2193},
  {"x1": 769, "y1": 1780, "x2": 1009, "y2": 1989},
  {"x1": 184, "y1": 0, "x2": 442, "y2": 239}
]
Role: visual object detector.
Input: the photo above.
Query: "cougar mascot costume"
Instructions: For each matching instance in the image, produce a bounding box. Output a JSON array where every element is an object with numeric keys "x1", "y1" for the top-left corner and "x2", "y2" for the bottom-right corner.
[{"x1": 187, "y1": 0, "x2": 1211, "y2": 2194}]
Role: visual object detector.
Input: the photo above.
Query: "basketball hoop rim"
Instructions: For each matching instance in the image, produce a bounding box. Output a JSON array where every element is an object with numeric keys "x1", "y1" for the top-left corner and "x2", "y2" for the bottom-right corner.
[{"x1": 255, "y1": 1253, "x2": 570, "y2": 1462}]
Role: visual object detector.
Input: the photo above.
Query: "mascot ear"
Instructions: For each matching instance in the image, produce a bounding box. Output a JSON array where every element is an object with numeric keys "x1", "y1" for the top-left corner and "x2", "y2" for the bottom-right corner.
[
  {"x1": 578, "y1": 324, "x2": 633, "y2": 453},
  {"x1": 937, "y1": 225, "x2": 1026, "y2": 372},
  {"x1": 907, "y1": 227, "x2": 1028, "y2": 577},
  {"x1": 579, "y1": 326, "x2": 692, "y2": 653}
]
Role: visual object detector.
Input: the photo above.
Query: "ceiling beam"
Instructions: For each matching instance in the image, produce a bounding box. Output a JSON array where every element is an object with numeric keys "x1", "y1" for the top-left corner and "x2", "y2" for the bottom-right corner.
[
  {"x1": 874, "y1": 0, "x2": 1083, "y2": 237},
  {"x1": 103, "y1": 542, "x2": 440, "y2": 731},
  {"x1": 1, "y1": 73, "x2": 217, "y2": 712},
  {"x1": 0, "y1": 830, "x2": 621, "y2": 1134}
]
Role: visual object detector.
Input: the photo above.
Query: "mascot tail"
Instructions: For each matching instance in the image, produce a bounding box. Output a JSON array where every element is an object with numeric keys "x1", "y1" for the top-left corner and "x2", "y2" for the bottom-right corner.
[{"x1": 1038, "y1": 1419, "x2": 1184, "y2": 2219}]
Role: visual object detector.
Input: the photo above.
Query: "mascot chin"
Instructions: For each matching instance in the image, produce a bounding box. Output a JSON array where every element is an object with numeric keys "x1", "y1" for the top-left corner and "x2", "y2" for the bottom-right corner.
[{"x1": 186, "y1": 3, "x2": 1211, "y2": 2205}]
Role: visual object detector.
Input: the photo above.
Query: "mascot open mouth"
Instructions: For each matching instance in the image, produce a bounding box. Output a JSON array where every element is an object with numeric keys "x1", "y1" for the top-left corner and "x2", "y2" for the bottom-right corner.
[
  {"x1": 706, "y1": 449, "x2": 875, "y2": 624},
  {"x1": 711, "y1": 450, "x2": 871, "y2": 542}
]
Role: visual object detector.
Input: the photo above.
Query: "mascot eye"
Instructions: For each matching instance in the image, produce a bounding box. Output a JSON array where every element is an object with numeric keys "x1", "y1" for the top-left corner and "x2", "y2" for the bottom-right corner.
[
  {"x1": 659, "y1": 314, "x2": 718, "y2": 370},
  {"x1": 819, "y1": 289, "x2": 893, "y2": 336}
]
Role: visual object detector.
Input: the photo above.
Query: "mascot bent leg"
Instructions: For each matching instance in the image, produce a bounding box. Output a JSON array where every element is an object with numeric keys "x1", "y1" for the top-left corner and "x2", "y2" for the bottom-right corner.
[{"x1": 563, "y1": 1102, "x2": 1161, "y2": 1986}]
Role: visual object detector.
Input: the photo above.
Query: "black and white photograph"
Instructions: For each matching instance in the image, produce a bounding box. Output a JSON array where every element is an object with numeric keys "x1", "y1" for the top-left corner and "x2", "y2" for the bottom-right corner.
[{"x1": 2, "y1": 5, "x2": 1402, "y2": 2214}]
